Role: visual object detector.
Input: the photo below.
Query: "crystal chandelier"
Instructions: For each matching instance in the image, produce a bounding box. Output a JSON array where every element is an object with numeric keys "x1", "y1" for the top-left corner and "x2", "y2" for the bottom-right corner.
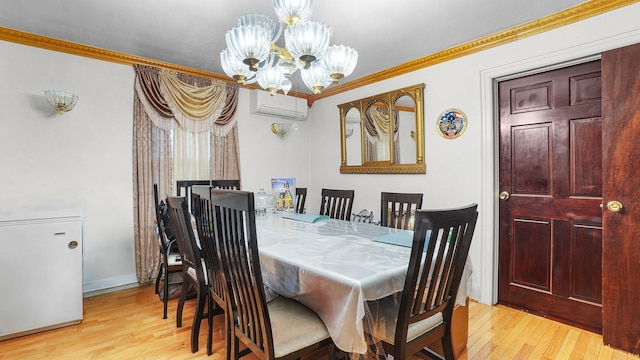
[{"x1": 221, "y1": 0, "x2": 358, "y2": 95}]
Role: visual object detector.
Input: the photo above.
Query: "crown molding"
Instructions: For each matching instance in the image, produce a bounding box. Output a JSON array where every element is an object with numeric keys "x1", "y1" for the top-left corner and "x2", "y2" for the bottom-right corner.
[
  {"x1": 308, "y1": 0, "x2": 639, "y2": 104},
  {"x1": 0, "y1": 26, "x2": 230, "y2": 80},
  {"x1": 1, "y1": 0, "x2": 637, "y2": 104}
]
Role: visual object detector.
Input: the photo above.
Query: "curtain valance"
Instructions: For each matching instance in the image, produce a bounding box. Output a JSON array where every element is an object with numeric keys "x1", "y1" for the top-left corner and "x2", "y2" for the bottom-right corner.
[{"x1": 134, "y1": 65, "x2": 238, "y2": 135}]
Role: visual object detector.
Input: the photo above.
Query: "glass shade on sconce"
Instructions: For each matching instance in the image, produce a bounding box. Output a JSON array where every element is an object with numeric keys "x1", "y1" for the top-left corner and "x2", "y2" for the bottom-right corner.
[
  {"x1": 345, "y1": 128, "x2": 354, "y2": 138},
  {"x1": 45, "y1": 90, "x2": 78, "y2": 115},
  {"x1": 271, "y1": 122, "x2": 292, "y2": 138}
]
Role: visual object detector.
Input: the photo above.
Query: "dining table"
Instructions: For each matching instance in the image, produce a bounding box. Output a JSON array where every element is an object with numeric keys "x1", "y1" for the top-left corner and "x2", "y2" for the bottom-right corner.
[{"x1": 255, "y1": 213, "x2": 470, "y2": 357}]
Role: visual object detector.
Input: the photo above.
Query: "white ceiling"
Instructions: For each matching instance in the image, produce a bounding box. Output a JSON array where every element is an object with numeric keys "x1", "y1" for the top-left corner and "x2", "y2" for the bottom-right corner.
[{"x1": 0, "y1": 0, "x2": 586, "y2": 93}]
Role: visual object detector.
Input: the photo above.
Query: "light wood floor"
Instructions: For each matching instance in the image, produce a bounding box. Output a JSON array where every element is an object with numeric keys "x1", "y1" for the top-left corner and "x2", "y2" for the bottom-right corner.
[{"x1": 0, "y1": 286, "x2": 637, "y2": 360}]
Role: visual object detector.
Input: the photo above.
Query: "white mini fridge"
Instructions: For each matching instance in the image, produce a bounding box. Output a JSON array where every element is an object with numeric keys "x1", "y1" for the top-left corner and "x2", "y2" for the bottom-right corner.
[{"x1": 0, "y1": 205, "x2": 84, "y2": 340}]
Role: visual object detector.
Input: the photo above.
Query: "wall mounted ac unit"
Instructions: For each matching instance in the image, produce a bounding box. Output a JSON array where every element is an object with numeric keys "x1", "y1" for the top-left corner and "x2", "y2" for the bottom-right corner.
[{"x1": 249, "y1": 90, "x2": 308, "y2": 121}]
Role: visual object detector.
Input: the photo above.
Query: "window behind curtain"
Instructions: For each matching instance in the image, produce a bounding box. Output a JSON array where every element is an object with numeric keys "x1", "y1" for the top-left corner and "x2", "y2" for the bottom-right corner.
[{"x1": 172, "y1": 126, "x2": 211, "y2": 182}]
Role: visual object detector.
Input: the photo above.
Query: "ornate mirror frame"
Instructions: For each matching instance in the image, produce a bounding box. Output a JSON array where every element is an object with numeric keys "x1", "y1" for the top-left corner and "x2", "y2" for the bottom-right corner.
[{"x1": 338, "y1": 83, "x2": 425, "y2": 174}]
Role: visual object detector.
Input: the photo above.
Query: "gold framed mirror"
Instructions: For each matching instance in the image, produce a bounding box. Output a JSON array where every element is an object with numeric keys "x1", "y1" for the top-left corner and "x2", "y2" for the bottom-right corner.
[{"x1": 339, "y1": 83, "x2": 425, "y2": 174}]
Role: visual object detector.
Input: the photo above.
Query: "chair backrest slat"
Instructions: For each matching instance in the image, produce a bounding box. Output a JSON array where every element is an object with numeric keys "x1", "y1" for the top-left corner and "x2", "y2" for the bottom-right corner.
[
  {"x1": 153, "y1": 184, "x2": 171, "y2": 251},
  {"x1": 295, "y1": 187, "x2": 307, "y2": 214},
  {"x1": 380, "y1": 192, "x2": 423, "y2": 230},
  {"x1": 211, "y1": 179, "x2": 241, "y2": 190},
  {"x1": 395, "y1": 204, "x2": 478, "y2": 350},
  {"x1": 319, "y1": 188, "x2": 354, "y2": 221},
  {"x1": 191, "y1": 188, "x2": 226, "y2": 304},
  {"x1": 209, "y1": 189, "x2": 274, "y2": 358},
  {"x1": 166, "y1": 196, "x2": 205, "y2": 283}
]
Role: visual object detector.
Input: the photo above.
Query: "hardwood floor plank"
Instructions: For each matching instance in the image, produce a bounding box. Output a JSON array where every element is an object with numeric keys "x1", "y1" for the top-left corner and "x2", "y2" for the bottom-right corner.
[
  {"x1": 471, "y1": 310, "x2": 529, "y2": 359},
  {"x1": 542, "y1": 325, "x2": 571, "y2": 359},
  {"x1": 497, "y1": 313, "x2": 536, "y2": 359},
  {"x1": 555, "y1": 328, "x2": 581, "y2": 359},
  {"x1": 0, "y1": 286, "x2": 638, "y2": 360}
]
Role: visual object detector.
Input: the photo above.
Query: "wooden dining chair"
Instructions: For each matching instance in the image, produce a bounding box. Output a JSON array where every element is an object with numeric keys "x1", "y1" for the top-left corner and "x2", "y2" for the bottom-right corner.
[
  {"x1": 319, "y1": 188, "x2": 354, "y2": 221},
  {"x1": 209, "y1": 189, "x2": 335, "y2": 360},
  {"x1": 190, "y1": 190, "x2": 230, "y2": 358},
  {"x1": 152, "y1": 184, "x2": 182, "y2": 319},
  {"x1": 380, "y1": 192, "x2": 424, "y2": 230},
  {"x1": 295, "y1": 187, "x2": 307, "y2": 214},
  {"x1": 367, "y1": 204, "x2": 478, "y2": 360},
  {"x1": 211, "y1": 179, "x2": 241, "y2": 190},
  {"x1": 166, "y1": 196, "x2": 215, "y2": 353}
]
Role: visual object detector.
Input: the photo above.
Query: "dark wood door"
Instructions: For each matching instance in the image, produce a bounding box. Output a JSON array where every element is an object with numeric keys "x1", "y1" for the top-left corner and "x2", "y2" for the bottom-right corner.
[
  {"x1": 498, "y1": 60, "x2": 603, "y2": 333},
  {"x1": 602, "y1": 43, "x2": 640, "y2": 355}
]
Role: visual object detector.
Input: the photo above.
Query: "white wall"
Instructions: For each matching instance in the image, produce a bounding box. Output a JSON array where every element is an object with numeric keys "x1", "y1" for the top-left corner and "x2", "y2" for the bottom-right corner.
[
  {"x1": 0, "y1": 42, "x2": 137, "y2": 292},
  {"x1": 306, "y1": 2, "x2": 640, "y2": 304},
  {"x1": 0, "y1": 41, "x2": 313, "y2": 293},
  {"x1": 235, "y1": 89, "x2": 312, "y2": 194},
  {"x1": 1, "y1": 2, "x2": 640, "y2": 300}
]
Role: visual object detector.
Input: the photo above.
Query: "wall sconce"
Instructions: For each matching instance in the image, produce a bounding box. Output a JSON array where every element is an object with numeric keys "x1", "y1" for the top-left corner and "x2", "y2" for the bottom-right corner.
[
  {"x1": 271, "y1": 123, "x2": 291, "y2": 138},
  {"x1": 45, "y1": 90, "x2": 78, "y2": 115},
  {"x1": 345, "y1": 128, "x2": 354, "y2": 138}
]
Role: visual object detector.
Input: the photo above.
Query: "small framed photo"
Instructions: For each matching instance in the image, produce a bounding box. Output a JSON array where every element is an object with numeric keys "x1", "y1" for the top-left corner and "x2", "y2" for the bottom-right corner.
[{"x1": 437, "y1": 108, "x2": 468, "y2": 139}]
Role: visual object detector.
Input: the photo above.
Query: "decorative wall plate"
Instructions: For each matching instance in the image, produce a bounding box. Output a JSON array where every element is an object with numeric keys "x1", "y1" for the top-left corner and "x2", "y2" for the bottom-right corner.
[{"x1": 437, "y1": 108, "x2": 467, "y2": 139}]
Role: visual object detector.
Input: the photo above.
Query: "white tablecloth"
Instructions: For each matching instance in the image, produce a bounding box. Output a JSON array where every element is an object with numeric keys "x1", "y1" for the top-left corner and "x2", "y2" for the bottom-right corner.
[
  {"x1": 256, "y1": 214, "x2": 470, "y2": 354},
  {"x1": 256, "y1": 215, "x2": 414, "y2": 354}
]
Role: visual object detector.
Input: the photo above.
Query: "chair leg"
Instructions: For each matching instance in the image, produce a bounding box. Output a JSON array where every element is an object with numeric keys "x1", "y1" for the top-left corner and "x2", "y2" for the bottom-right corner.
[
  {"x1": 162, "y1": 264, "x2": 169, "y2": 319},
  {"x1": 155, "y1": 263, "x2": 163, "y2": 295},
  {"x1": 176, "y1": 276, "x2": 189, "y2": 328},
  {"x1": 191, "y1": 288, "x2": 206, "y2": 353},
  {"x1": 231, "y1": 332, "x2": 240, "y2": 360},
  {"x1": 225, "y1": 306, "x2": 232, "y2": 360},
  {"x1": 207, "y1": 295, "x2": 214, "y2": 356},
  {"x1": 440, "y1": 332, "x2": 455, "y2": 360}
]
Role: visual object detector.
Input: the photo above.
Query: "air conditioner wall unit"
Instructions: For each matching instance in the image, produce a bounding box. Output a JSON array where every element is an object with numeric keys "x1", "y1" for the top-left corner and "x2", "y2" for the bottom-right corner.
[{"x1": 249, "y1": 90, "x2": 308, "y2": 121}]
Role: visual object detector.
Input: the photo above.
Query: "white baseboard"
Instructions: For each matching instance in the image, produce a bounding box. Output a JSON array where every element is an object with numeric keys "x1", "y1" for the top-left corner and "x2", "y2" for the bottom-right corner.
[{"x1": 83, "y1": 273, "x2": 139, "y2": 297}]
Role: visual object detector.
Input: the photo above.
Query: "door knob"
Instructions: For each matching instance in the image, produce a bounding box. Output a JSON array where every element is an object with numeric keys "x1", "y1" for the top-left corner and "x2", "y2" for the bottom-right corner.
[
  {"x1": 499, "y1": 191, "x2": 510, "y2": 200},
  {"x1": 607, "y1": 200, "x2": 623, "y2": 213}
]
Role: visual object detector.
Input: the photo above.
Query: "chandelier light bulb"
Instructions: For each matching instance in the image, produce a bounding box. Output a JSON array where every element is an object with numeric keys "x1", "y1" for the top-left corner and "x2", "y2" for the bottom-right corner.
[
  {"x1": 238, "y1": 14, "x2": 282, "y2": 43},
  {"x1": 221, "y1": 48, "x2": 251, "y2": 84},
  {"x1": 258, "y1": 65, "x2": 285, "y2": 95},
  {"x1": 225, "y1": 25, "x2": 271, "y2": 71},
  {"x1": 220, "y1": 0, "x2": 356, "y2": 94},
  {"x1": 301, "y1": 61, "x2": 332, "y2": 94},
  {"x1": 272, "y1": 0, "x2": 314, "y2": 26},
  {"x1": 285, "y1": 20, "x2": 331, "y2": 69},
  {"x1": 323, "y1": 45, "x2": 358, "y2": 83}
]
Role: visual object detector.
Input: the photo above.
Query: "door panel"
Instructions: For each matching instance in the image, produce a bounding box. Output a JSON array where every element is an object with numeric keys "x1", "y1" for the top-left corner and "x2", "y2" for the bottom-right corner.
[
  {"x1": 570, "y1": 223, "x2": 602, "y2": 304},
  {"x1": 602, "y1": 43, "x2": 640, "y2": 354},
  {"x1": 511, "y1": 218, "x2": 551, "y2": 291},
  {"x1": 512, "y1": 124, "x2": 551, "y2": 194},
  {"x1": 498, "y1": 60, "x2": 603, "y2": 333},
  {"x1": 570, "y1": 118, "x2": 603, "y2": 195}
]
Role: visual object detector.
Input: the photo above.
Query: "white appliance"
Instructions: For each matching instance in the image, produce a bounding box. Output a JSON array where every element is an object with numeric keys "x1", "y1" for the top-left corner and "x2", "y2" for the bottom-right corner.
[
  {"x1": 0, "y1": 204, "x2": 84, "y2": 340},
  {"x1": 249, "y1": 89, "x2": 308, "y2": 121}
]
